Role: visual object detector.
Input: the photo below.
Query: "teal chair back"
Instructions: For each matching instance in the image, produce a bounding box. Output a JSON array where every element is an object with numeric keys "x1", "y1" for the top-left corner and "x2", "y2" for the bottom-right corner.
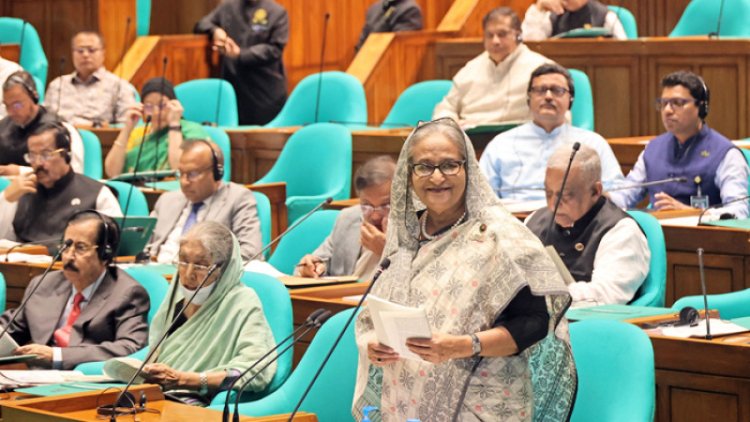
[
  {"x1": 741, "y1": 148, "x2": 750, "y2": 193},
  {"x1": 569, "y1": 69, "x2": 594, "y2": 131},
  {"x1": 78, "y1": 129, "x2": 103, "y2": 180},
  {"x1": 672, "y1": 288, "x2": 750, "y2": 319},
  {"x1": 122, "y1": 267, "x2": 169, "y2": 323},
  {"x1": 268, "y1": 210, "x2": 339, "y2": 274},
  {"x1": 0, "y1": 273, "x2": 6, "y2": 313},
  {"x1": 104, "y1": 180, "x2": 150, "y2": 216},
  {"x1": 670, "y1": 0, "x2": 750, "y2": 37},
  {"x1": 136, "y1": 0, "x2": 151, "y2": 36},
  {"x1": 569, "y1": 320, "x2": 655, "y2": 422},
  {"x1": 608, "y1": 6, "x2": 638, "y2": 39},
  {"x1": 627, "y1": 210, "x2": 667, "y2": 307},
  {"x1": 252, "y1": 191, "x2": 272, "y2": 259},
  {"x1": 31, "y1": 75, "x2": 45, "y2": 102},
  {"x1": 0, "y1": 18, "x2": 48, "y2": 99},
  {"x1": 226, "y1": 308, "x2": 358, "y2": 422},
  {"x1": 256, "y1": 123, "x2": 352, "y2": 223},
  {"x1": 175, "y1": 79, "x2": 239, "y2": 128},
  {"x1": 0, "y1": 177, "x2": 9, "y2": 192},
  {"x1": 265, "y1": 72, "x2": 367, "y2": 128},
  {"x1": 201, "y1": 126, "x2": 232, "y2": 182},
  {"x1": 381, "y1": 80, "x2": 453, "y2": 128}
]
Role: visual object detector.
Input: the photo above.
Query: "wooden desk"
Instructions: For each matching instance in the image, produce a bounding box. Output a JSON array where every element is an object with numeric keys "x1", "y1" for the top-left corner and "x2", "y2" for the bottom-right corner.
[
  {"x1": 0, "y1": 44, "x2": 20, "y2": 63},
  {"x1": 0, "y1": 261, "x2": 60, "y2": 309}
]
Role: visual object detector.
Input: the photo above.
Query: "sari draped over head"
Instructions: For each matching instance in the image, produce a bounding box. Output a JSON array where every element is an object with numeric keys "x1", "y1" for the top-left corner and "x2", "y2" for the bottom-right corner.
[
  {"x1": 352, "y1": 119, "x2": 577, "y2": 422},
  {"x1": 149, "y1": 234, "x2": 277, "y2": 393}
]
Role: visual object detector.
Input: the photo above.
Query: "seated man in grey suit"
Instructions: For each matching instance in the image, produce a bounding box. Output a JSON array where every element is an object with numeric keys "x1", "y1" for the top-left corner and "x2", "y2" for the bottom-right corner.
[
  {"x1": 0, "y1": 211, "x2": 150, "y2": 369},
  {"x1": 147, "y1": 139, "x2": 262, "y2": 263},
  {"x1": 296, "y1": 155, "x2": 395, "y2": 280}
]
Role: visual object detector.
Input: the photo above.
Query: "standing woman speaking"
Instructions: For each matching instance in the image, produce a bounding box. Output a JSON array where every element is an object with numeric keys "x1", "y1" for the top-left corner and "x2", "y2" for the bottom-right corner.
[{"x1": 353, "y1": 118, "x2": 576, "y2": 421}]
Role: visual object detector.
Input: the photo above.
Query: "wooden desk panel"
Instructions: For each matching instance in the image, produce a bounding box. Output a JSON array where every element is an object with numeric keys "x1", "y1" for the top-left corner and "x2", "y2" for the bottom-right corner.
[{"x1": 0, "y1": 44, "x2": 20, "y2": 63}]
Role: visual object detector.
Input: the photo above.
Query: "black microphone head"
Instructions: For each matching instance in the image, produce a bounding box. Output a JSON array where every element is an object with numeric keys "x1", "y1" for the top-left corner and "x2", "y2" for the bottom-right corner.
[
  {"x1": 379, "y1": 258, "x2": 391, "y2": 270},
  {"x1": 306, "y1": 308, "x2": 326, "y2": 324},
  {"x1": 144, "y1": 115, "x2": 152, "y2": 124},
  {"x1": 162, "y1": 56, "x2": 168, "y2": 66},
  {"x1": 324, "y1": 197, "x2": 333, "y2": 204},
  {"x1": 63, "y1": 239, "x2": 74, "y2": 248},
  {"x1": 315, "y1": 310, "x2": 333, "y2": 325},
  {"x1": 324, "y1": 12, "x2": 331, "y2": 20},
  {"x1": 572, "y1": 142, "x2": 581, "y2": 151}
]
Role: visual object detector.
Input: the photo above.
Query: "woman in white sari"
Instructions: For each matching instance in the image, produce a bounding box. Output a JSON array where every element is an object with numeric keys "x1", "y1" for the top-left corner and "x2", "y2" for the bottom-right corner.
[{"x1": 353, "y1": 118, "x2": 576, "y2": 421}]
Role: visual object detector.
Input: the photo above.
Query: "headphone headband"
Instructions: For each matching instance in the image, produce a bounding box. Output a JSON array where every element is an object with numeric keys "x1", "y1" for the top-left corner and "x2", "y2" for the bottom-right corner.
[
  {"x1": 6, "y1": 73, "x2": 39, "y2": 104},
  {"x1": 193, "y1": 139, "x2": 224, "y2": 181},
  {"x1": 65, "y1": 210, "x2": 117, "y2": 262}
]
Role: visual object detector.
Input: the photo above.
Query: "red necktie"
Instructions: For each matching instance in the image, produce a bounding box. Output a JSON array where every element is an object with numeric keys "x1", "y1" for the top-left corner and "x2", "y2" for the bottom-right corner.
[{"x1": 53, "y1": 293, "x2": 85, "y2": 347}]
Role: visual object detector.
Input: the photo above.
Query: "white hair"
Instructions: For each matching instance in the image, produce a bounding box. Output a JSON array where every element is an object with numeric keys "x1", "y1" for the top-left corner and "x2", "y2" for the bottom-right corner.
[{"x1": 546, "y1": 143, "x2": 601, "y2": 187}]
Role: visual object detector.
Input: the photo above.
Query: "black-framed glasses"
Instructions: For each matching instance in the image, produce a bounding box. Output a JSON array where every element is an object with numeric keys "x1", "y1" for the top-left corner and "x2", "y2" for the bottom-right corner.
[
  {"x1": 360, "y1": 203, "x2": 390, "y2": 215},
  {"x1": 655, "y1": 97, "x2": 696, "y2": 111},
  {"x1": 177, "y1": 166, "x2": 213, "y2": 182},
  {"x1": 410, "y1": 160, "x2": 466, "y2": 177},
  {"x1": 528, "y1": 85, "x2": 569, "y2": 98},
  {"x1": 142, "y1": 103, "x2": 166, "y2": 113},
  {"x1": 24, "y1": 148, "x2": 65, "y2": 164},
  {"x1": 62, "y1": 242, "x2": 99, "y2": 256}
]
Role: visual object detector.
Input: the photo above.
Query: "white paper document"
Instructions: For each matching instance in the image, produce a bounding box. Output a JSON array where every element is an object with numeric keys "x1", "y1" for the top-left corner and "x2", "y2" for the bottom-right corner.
[
  {"x1": 103, "y1": 357, "x2": 146, "y2": 384},
  {"x1": 0, "y1": 328, "x2": 20, "y2": 357},
  {"x1": 367, "y1": 295, "x2": 432, "y2": 361},
  {"x1": 0, "y1": 370, "x2": 93, "y2": 386},
  {"x1": 661, "y1": 318, "x2": 749, "y2": 338}
]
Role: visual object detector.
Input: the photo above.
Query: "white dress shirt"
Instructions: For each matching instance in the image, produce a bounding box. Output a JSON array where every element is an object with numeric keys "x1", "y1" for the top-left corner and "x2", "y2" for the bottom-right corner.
[
  {"x1": 155, "y1": 189, "x2": 220, "y2": 264},
  {"x1": 521, "y1": 3, "x2": 628, "y2": 41}
]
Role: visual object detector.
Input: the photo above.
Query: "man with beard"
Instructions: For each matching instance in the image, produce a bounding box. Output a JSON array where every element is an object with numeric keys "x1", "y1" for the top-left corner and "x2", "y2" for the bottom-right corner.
[
  {"x1": 479, "y1": 63, "x2": 623, "y2": 200},
  {"x1": 0, "y1": 211, "x2": 149, "y2": 369},
  {"x1": 296, "y1": 156, "x2": 395, "y2": 280},
  {"x1": 0, "y1": 122, "x2": 121, "y2": 249}
]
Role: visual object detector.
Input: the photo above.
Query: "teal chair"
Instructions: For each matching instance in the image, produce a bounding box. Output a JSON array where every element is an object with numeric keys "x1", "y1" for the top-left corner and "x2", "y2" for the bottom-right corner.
[
  {"x1": 77, "y1": 129, "x2": 103, "y2": 180},
  {"x1": 104, "y1": 180, "x2": 150, "y2": 216},
  {"x1": 0, "y1": 274, "x2": 6, "y2": 313},
  {"x1": 0, "y1": 177, "x2": 9, "y2": 192},
  {"x1": 265, "y1": 72, "x2": 367, "y2": 128},
  {"x1": 136, "y1": 0, "x2": 151, "y2": 36},
  {"x1": 32, "y1": 75, "x2": 45, "y2": 102},
  {"x1": 741, "y1": 148, "x2": 750, "y2": 193},
  {"x1": 0, "y1": 18, "x2": 48, "y2": 99},
  {"x1": 569, "y1": 320, "x2": 655, "y2": 422},
  {"x1": 381, "y1": 80, "x2": 453, "y2": 128},
  {"x1": 672, "y1": 288, "x2": 750, "y2": 319},
  {"x1": 255, "y1": 123, "x2": 352, "y2": 224},
  {"x1": 268, "y1": 210, "x2": 339, "y2": 275},
  {"x1": 202, "y1": 126, "x2": 232, "y2": 182},
  {"x1": 670, "y1": 0, "x2": 750, "y2": 37},
  {"x1": 608, "y1": 6, "x2": 638, "y2": 39},
  {"x1": 569, "y1": 69, "x2": 594, "y2": 131},
  {"x1": 627, "y1": 210, "x2": 667, "y2": 307},
  {"x1": 175, "y1": 79, "x2": 239, "y2": 128},
  {"x1": 252, "y1": 191, "x2": 272, "y2": 259},
  {"x1": 220, "y1": 308, "x2": 358, "y2": 422}
]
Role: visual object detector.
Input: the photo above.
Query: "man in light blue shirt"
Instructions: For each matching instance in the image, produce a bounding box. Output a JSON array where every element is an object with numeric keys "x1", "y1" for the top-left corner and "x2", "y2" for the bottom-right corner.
[{"x1": 479, "y1": 63, "x2": 623, "y2": 200}]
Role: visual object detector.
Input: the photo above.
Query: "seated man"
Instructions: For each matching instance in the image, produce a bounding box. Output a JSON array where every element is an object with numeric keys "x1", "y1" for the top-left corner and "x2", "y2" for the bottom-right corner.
[
  {"x1": 609, "y1": 71, "x2": 749, "y2": 219},
  {"x1": 0, "y1": 211, "x2": 150, "y2": 369},
  {"x1": 44, "y1": 30, "x2": 137, "y2": 126},
  {"x1": 480, "y1": 63, "x2": 622, "y2": 200},
  {"x1": 0, "y1": 71, "x2": 84, "y2": 175},
  {"x1": 147, "y1": 139, "x2": 262, "y2": 263},
  {"x1": 522, "y1": 0, "x2": 627, "y2": 40},
  {"x1": 104, "y1": 77, "x2": 207, "y2": 177},
  {"x1": 432, "y1": 7, "x2": 551, "y2": 127},
  {"x1": 355, "y1": 0, "x2": 424, "y2": 51},
  {"x1": 0, "y1": 53, "x2": 22, "y2": 119},
  {"x1": 526, "y1": 144, "x2": 650, "y2": 306},
  {"x1": 296, "y1": 155, "x2": 395, "y2": 280},
  {"x1": 0, "y1": 122, "x2": 121, "y2": 248}
]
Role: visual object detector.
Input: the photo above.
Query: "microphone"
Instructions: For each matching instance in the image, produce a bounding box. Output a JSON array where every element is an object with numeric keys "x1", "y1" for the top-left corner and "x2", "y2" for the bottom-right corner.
[
  {"x1": 0, "y1": 239, "x2": 72, "y2": 347},
  {"x1": 313, "y1": 13, "x2": 331, "y2": 124},
  {"x1": 152, "y1": 57, "x2": 168, "y2": 180},
  {"x1": 543, "y1": 142, "x2": 580, "y2": 245},
  {"x1": 110, "y1": 17, "x2": 132, "y2": 125},
  {"x1": 696, "y1": 195, "x2": 750, "y2": 225},
  {"x1": 606, "y1": 176, "x2": 688, "y2": 192},
  {"x1": 54, "y1": 57, "x2": 65, "y2": 117},
  {"x1": 708, "y1": 0, "x2": 726, "y2": 39},
  {"x1": 101, "y1": 263, "x2": 221, "y2": 420},
  {"x1": 212, "y1": 47, "x2": 227, "y2": 127},
  {"x1": 223, "y1": 309, "x2": 332, "y2": 422},
  {"x1": 288, "y1": 258, "x2": 392, "y2": 421},
  {"x1": 696, "y1": 247, "x2": 712, "y2": 340}
]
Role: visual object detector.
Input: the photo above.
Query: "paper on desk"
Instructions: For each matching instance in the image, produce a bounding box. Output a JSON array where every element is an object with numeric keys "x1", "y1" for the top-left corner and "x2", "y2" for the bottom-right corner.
[
  {"x1": 244, "y1": 259, "x2": 287, "y2": 277},
  {"x1": 367, "y1": 295, "x2": 431, "y2": 361},
  {"x1": 661, "y1": 318, "x2": 749, "y2": 338},
  {"x1": 0, "y1": 253, "x2": 53, "y2": 264},
  {"x1": 0, "y1": 370, "x2": 92, "y2": 386},
  {"x1": 0, "y1": 239, "x2": 20, "y2": 249}
]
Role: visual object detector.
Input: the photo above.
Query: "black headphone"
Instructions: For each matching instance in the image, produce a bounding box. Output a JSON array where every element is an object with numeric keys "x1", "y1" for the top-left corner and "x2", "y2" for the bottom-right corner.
[
  {"x1": 678, "y1": 306, "x2": 699, "y2": 327},
  {"x1": 696, "y1": 75, "x2": 710, "y2": 120},
  {"x1": 50, "y1": 122, "x2": 72, "y2": 164},
  {"x1": 6, "y1": 73, "x2": 40, "y2": 104},
  {"x1": 65, "y1": 210, "x2": 118, "y2": 262},
  {"x1": 194, "y1": 139, "x2": 224, "y2": 181}
]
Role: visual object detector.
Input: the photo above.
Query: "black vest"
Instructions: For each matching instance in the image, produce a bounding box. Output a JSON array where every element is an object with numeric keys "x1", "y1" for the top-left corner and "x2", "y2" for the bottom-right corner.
[
  {"x1": 0, "y1": 106, "x2": 59, "y2": 166},
  {"x1": 13, "y1": 171, "x2": 103, "y2": 247},
  {"x1": 526, "y1": 197, "x2": 630, "y2": 282},
  {"x1": 550, "y1": 0, "x2": 609, "y2": 36}
]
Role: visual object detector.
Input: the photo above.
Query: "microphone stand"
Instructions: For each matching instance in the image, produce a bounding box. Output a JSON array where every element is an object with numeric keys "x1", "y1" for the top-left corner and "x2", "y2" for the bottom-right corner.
[
  {"x1": 543, "y1": 142, "x2": 580, "y2": 245},
  {"x1": 313, "y1": 13, "x2": 330, "y2": 124},
  {"x1": 110, "y1": 17, "x2": 132, "y2": 125},
  {"x1": 606, "y1": 176, "x2": 688, "y2": 192},
  {"x1": 697, "y1": 248, "x2": 712, "y2": 340},
  {"x1": 152, "y1": 57, "x2": 168, "y2": 186},
  {"x1": 54, "y1": 57, "x2": 65, "y2": 117}
]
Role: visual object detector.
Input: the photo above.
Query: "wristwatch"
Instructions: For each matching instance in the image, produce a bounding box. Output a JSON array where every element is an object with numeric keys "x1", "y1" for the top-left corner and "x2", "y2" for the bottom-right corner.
[
  {"x1": 168, "y1": 124, "x2": 182, "y2": 132},
  {"x1": 470, "y1": 333, "x2": 482, "y2": 357},
  {"x1": 198, "y1": 372, "x2": 209, "y2": 395}
]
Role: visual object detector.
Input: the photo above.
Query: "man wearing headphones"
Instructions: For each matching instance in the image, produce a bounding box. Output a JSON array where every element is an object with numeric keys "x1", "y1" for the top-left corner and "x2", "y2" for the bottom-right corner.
[
  {"x1": 521, "y1": 0, "x2": 627, "y2": 41},
  {"x1": 0, "y1": 70, "x2": 84, "y2": 176},
  {"x1": 0, "y1": 122, "x2": 121, "y2": 248},
  {"x1": 0, "y1": 211, "x2": 150, "y2": 369},
  {"x1": 355, "y1": 0, "x2": 423, "y2": 51},
  {"x1": 433, "y1": 7, "x2": 551, "y2": 128},
  {"x1": 610, "y1": 71, "x2": 750, "y2": 219},
  {"x1": 147, "y1": 139, "x2": 262, "y2": 263},
  {"x1": 479, "y1": 63, "x2": 623, "y2": 201}
]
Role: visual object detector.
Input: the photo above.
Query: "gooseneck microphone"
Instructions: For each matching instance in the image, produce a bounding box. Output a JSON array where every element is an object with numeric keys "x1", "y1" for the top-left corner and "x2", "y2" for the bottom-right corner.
[
  {"x1": 288, "y1": 258, "x2": 392, "y2": 421},
  {"x1": 543, "y1": 142, "x2": 580, "y2": 245},
  {"x1": 606, "y1": 176, "x2": 688, "y2": 192},
  {"x1": 313, "y1": 13, "x2": 331, "y2": 124},
  {"x1": 152, "y1": 57, "x2": 169, "y2": 180},
  {"x1": 224, "y1": 309, "x2": 333, "y2": 422},
  {"x1": 4, "y1": 237, "x2": 68, "y2": 262},
  {"x1": 696, "y1": 194, "x2": 750, "y2": 225},
  {"x1": 696, "y1": 248, "x2": 712, "y2": 340},
  {"x1": 708, "y1": 0, "x2": 726, "y2": 39},
  {"x1": 0, "y1": 239, "x2": 72, "y2": 345},
  {"x1": 101, "y1": 263, "x2": 220, "y2": 420},
  {"x1": 110, "y1": 17, "x2": 132, "y2": 125}
]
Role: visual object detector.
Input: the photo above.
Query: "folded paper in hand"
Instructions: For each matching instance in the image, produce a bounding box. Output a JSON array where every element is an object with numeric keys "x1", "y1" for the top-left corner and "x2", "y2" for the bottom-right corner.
[
  {"x1": 103, "y1": 357, "x2": 146, "y2": 384},
  {"x1": 367, "y1": 295, "x2": 432, "y2": 361}
]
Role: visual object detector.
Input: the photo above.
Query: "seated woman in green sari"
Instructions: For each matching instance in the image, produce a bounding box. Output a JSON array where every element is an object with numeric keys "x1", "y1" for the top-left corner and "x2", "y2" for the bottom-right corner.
[
  {"x1": 104, "y1": 77, "x2": 208, "y2": 177},
  {"x1": 140, "y1": 221, "x2": 276, "y2": 403}
]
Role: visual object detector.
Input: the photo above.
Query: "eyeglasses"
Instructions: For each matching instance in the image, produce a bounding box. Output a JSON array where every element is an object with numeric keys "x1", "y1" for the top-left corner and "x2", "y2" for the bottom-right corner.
[
  {"x1": 410, "y1": 160, "x2": 466, "y2": 178},
  {"x1": 361, "y1": 203, "x2": 390, "y2": 215},
  {"x1": 177, "y1": 166, "x2": 212, "y2": 182},
  {"x1": 655, "y1": 97, "x2": 697, "y2": 111},
  {"x1": 143, "y1": 103, "x2": 166, "y2": 112},
  {"x1": 73, "y1": 47, "x2": 101, "y2": 55},
  {"x1": 24, "y1": 148, "x2": 65, "y2": 164},
  {"x1": 485, "y1": 29, "x2": 517, "y2": 39},
  {"x1": 63, "y1": 242, "x2": 99, "y2": 255},
  {"x1": 528, "y1": 85, "x2": 570, "y2": 97},
  {"x1": 175, "y1": 260, "x2": 213, "y2": 274},
  {"x1": 3, "y1": 101, "x2": 24, "y2": 111}
]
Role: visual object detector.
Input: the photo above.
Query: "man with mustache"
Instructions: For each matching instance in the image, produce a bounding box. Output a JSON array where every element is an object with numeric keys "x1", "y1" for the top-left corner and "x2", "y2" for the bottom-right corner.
[
  {"x1": 296, "y1": 155, "x2": 395, "y2": 280},
  {"x1": 0, "y1": 211, "x2": 149, "y2": 369},
  {"x1": 479, "y1": 63, "x2": 623, "y2": 201},
  {"x1": 0, "y1": 122, "x2": 121, "y2": 249},
  {"x1": 521, "y1": 0, "x2": 627, "y2": 41}
]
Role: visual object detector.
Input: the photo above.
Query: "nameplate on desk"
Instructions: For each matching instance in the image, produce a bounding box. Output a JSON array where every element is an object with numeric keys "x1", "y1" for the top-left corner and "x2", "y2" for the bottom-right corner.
[{"x1": 279, "y1": 275, "x2": 359, "y2": 288}]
